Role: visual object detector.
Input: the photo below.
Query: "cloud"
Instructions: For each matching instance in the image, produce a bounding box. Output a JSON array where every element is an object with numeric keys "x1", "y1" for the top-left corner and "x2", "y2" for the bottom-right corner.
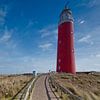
[
  {"x1": 88, "y1": 0, "x2": 97, "y2": 8},
  {"x1": 78, "y1": 35, "x2": 91, "y2": 42},
  {"x1": 26, "y1": 20, "x2": 38, "y2": 28},
  {"x1": 78, "y1": 35, "x2": 93, "y2": 45},
  {"x1": 0, "y1": 55, "x2": 56, "y2": 74},
  {"x1": 76, "y1": 56, "x2": 100, "y2": 71},
  {"x1": 78, "y1": 19, "x2": 85, "y2": 24},
  {"x1": 39, "y1": 25, "x2": 57, "y2": 38},
  {"x1": 0, "y1": 6, "x2": 7, "y2": 25},
  {"x1": 76, "y1": 51, "x2": 100, "y2": 71},
  {"x1": 0, "y1": 8, "x2": 6, "y2": 15},
  {"x1": 76, "y1": 26, "x2": 100, "y2": 46},
  {"x1": 96, "y1": 54, "x2": 100, "y2": 58},
  {"x1": 0, "y1": 26, "x2": 17, "y2": 50},
  {"x1": 80, "y1": 20, "x2": 85, "y2": 24},
  {"x1": 75, "y1": 0, "x2": 98, "y2": 8},
  {"x1": 76, "y1": 26, "x2": 100, "y2": 71},
  {"x1": 0, "y1": 27, "x2": 12, "y2": 44},
  {"x1": 39, "y1": 43, "x2": 53, "y2": 51}
]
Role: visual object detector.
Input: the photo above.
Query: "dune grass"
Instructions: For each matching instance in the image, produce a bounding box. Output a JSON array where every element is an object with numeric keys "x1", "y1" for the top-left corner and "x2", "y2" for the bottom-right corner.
[
  {"x1": 0, "y1": 74, "x2": 32, "y2": 99},
  {"x1": 52, "y1": 72, "x2": 100, "y2": 100}
]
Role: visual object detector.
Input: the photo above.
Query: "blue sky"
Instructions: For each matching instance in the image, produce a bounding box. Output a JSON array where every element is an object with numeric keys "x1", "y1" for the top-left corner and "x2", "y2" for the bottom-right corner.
[{"x1": 0, "y1": 0, "x2": 100, "y2": 74}]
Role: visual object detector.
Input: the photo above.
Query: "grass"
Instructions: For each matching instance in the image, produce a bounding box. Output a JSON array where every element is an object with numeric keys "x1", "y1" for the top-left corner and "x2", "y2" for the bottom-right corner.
[
  {"x1": 0, "y1": 74, "x2": 33, "y2": 100},
  {"x1": 52, "y1": 72, "x2": 100, "y2": 100}
]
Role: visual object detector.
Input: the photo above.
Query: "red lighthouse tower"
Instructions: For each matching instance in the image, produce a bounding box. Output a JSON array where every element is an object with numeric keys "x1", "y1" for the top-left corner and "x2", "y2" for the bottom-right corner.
[{"x1": 56, "y1": 7, "x2": 76, "y2": 74}]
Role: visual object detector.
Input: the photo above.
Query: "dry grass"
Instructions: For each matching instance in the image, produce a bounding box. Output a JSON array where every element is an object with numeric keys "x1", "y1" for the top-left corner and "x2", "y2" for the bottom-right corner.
[
  {"x1": 0, "y1": 74, "x2": 32, "y2": 99},
  {"x1": 52, "y1": 72, "x2": 100, "y2": 100}
]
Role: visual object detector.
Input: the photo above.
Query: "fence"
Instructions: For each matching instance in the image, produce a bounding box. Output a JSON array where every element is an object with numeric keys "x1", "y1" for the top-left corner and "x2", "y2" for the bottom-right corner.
[
  {"x1": 49, "y1": 76, "x2": 84, "y2": 100},
  {"x1": 12, "y1": 76, "x2": 37, "y2": 100}
]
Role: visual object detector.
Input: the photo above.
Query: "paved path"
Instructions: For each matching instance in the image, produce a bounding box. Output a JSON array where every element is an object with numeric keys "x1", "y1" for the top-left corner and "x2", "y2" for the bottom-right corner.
[{"x1": 30, "y1": 75, "x2": 60, "y2": 100}]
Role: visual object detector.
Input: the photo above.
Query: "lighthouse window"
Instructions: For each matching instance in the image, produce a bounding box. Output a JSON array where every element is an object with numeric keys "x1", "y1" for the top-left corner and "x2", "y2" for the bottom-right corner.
[
  {"x1": 59, "y1": 66, "x2": 60, "y2": 70},
  {"x1": 59, "y1": 59, "x2": 61, "y2": 63},
  {"x1": 59, "y1": 40, "x2": 61, "y2": 44},
  {"x1": 72, "y1": 49, "x2": 74, "y2": 53},
  {"x1": 71, "y1": 32, "x2": 73, "y2": 34},
  {"x1": 61, "y1": 13, "x2": 67, "y2": 20}
]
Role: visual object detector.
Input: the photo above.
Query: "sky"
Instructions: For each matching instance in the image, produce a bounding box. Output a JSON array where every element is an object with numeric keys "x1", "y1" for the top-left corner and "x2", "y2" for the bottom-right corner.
[{"x1": 0, "y1": 0, "x2": 100, "y2": 74}]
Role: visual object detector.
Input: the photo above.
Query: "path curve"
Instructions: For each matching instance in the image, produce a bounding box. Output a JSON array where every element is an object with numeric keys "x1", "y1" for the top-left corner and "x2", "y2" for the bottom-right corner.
[{"x1": 30, "y1": 74, "x2": 60, "y2": 100}]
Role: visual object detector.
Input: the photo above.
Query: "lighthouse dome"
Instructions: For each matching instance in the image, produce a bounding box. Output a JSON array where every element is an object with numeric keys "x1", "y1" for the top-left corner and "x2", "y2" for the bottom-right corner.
[{"x1": 59, "y1": 7, "x2": 73, "y2": 25}]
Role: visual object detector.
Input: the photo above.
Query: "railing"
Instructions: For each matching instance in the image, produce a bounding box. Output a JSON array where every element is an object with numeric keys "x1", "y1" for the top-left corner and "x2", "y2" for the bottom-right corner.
[
  {"x1": 24, "y1": 78, "x2": 36, "y2": 100},
  {"x1": 49, "y1": 76, "x2": 84, "y2": 100},
  {"x1": 12, "y1": 76, "x2": 37, "y2": 100}
]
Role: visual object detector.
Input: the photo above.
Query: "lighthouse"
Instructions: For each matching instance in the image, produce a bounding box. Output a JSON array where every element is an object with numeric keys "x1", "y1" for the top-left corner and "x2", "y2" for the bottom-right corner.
[{"x1": 56, "y1": 7, "x2": 76, "y2": 74}]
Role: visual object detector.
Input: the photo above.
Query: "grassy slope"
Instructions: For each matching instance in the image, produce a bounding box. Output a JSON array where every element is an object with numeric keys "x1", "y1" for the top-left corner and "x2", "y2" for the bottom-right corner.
[
  {"x1": 0, "y1": 74, "x2": 32, "y2": 99},
  {"x1": 52, "y1": 72, "x2": 100, "y2": 100}
]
